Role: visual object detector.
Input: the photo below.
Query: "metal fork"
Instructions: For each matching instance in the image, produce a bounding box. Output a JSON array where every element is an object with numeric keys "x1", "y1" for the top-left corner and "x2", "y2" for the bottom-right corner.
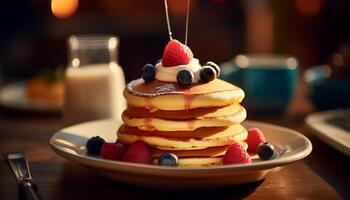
[{"x1": 5, "y1": 152, "x2": 42, "y2": 200}]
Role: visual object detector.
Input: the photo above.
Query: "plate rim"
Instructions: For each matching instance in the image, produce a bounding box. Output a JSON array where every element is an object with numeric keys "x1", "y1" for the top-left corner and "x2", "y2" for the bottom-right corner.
[
  {"x1": 0, "y1": 82, "x2": 61, "y2": 112},
  {"x1": 50, "y1": 119, "x2": 312, "y2": 176},
  {"x1": 306, "y1": 109, "x2": 350, "y2": 156}
]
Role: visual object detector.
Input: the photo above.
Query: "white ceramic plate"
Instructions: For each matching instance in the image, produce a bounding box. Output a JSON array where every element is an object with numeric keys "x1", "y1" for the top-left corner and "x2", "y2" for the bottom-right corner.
[
  {"x1": 0, "y1": 82, "x2": 61, "y2": 112},
  {"x1": 306, "y1": 109, "x2": 350, "y2": 156},
  {"x1": 50, "y1": 119, "x2": 312, "y2": 189}
]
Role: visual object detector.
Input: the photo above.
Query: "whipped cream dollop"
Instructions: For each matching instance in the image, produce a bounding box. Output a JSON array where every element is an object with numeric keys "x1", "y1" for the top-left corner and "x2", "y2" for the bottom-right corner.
[{"x1": 155, "y1": 58, "x2": 201, "y2": 83}]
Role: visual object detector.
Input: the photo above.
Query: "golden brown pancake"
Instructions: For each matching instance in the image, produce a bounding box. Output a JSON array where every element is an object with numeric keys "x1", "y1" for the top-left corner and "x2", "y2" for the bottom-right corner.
[
  {"x1": 117, "y1": 125, "x2": 247, "y2": 150},
  {"x1": 152, "y1": 157, "x2": 223, "y2": 167},
  {"x1": 124, "y1": 103, "x2": 244, "y2": 120},
  {"x1": 151, "y1": 142, "x2": 248, "y2": 167},
  {"x1": 118, "y1": 76, "x2": 247, "y2": 166},
  {"x1": 121, "y1": 107, "x2": 246, "y2": 131},
  {"x1": 127, "y1": 78, "x2": 243, "y2": 96},
  {"x1": 151, "y1": 142, "x2": 247, "y2": 158},
  {"x1": 118, "y1": 124, "x2": 244, "y2": 140},
  {"x1": 124, "y1": 78, "x2": 244, "y2": 111}
]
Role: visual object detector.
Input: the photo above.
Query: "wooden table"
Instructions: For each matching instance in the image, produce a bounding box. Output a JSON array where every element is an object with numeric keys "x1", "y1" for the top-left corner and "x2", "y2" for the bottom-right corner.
[{"x1": 0, "y1": 82, "x2": 349, "y2": 200}]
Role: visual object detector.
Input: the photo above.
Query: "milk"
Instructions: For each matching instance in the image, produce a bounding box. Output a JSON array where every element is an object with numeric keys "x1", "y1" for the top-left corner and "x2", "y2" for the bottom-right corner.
[{"x1": 62, "y1": 63, "x2": 126, "y2": 126}]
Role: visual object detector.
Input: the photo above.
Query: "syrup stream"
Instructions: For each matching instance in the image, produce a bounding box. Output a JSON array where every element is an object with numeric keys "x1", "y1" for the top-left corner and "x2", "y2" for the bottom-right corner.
[
  {"x1": 185, "y1": 0, "x2": 190, "y2": 45},
  {"x1": 164, "y1": 0, "x2": 173, "y2": 40},
  {"x1": 164, "y1": 0, "x2": 191, "y2": 44}
]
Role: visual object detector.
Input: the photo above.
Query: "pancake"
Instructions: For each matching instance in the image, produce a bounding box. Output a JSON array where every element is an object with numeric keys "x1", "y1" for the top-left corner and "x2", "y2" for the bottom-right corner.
[
  {"x1": 152, "y1": 157, "x2": 223, "y2": 167},
  {"x1": 118, "y1": 124, "x2": 245, "y2": 140},
  {"x1": 122, "y1": 107, "x2": 246, "y2": 131},
  {"x1": 151, "y1": 142, "x2": 248, "y2": 158},
  {"x1": 151, "y1": 142, "x2": 247, "y2": 167},
  {"x1": 124, "y1": 78, "x2": 244, "y2": 111},
  {"x1": 124, "y1": 103, "x2": 244, "y2": 120},
  {"x1": 117, "y1": 126, "x2": 247, "y2": 150}
]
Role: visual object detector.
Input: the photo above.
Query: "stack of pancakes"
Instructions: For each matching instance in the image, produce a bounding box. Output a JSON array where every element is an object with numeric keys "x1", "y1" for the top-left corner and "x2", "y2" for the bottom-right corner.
[{"x1": 117, "y1": 78, "x2": 247, "y2": 167}]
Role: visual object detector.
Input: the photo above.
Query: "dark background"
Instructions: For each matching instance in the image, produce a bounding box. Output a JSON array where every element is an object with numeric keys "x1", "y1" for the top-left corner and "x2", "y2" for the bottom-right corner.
[{"x1": 0, "y1": 0, "x2": 349, "y2": 83}]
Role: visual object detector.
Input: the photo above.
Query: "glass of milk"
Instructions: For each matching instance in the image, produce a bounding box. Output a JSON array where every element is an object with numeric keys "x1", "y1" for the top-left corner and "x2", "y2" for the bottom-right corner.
[{"x1": 62, "y1": 35, "x2": 126, "y2": 126}]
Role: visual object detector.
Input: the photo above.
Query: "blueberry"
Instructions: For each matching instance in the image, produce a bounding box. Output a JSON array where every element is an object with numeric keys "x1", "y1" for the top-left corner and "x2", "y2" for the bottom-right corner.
[
  {"x1": 177, "y1": 70, "x2": 194, "y2": 87},
  {"x1": 86, "y1": 136, "x2": 105, "y2": 155},
  {"x1": 142, "y1": 64, "x2": 156, "y2": 82},
  {"x1": 205, "y1": 61, "x2": 220, "y2": 77},
  {"x1": 158, "y1": 153, "x2": 179, "y2": 166},
  {"x1": 200, "y1": 66, "x2": 216, "y2": 83},
  {"x1": 256, "y1": 142, "x2": 277, "y2": 160}
]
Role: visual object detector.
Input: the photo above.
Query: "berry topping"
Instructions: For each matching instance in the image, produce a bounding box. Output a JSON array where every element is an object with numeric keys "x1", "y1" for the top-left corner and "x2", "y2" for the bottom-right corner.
[
  {"x1": 142, "y1": 64, "x2": 156, "y2": 82},
  {"x1": 86, "y1": 136, "x2": 105, "y2": 155},
  {"x1": 123, "y1": 140, "x2": 152, "y2": 164},
  {"x1": 158, "y1": 153, "x2": 179, "y2": 167},
  {"x1": 205, "y1": 61, "x2": 220, "y2": 77},
  {"x1": 101, "y1": 142, "x2": 128, "y2": 160},
  {"x1": 223, "y1": 143, "x2": 252, "y2": 165},
  {"x1": 177, "y1": 69, "x2": 194, "y2": 87},
  {"x1": 162, "y1": 39, "x2": 193, "y2": 67},
  {"x1": 257, "y1": 142, "x2": 277, "y2": 160},
  {"x1": 200, "y1": 66, "x2": 216, "y2": 83},
  {"x1": 246, "y1": 128, "x2": 266, "y2": 153}
]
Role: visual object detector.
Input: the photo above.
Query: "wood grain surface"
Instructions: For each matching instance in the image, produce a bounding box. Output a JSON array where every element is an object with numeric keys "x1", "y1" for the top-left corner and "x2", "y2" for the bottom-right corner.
[{"x1": 0, "y1": 81, "x2": 349, "y2": 200}]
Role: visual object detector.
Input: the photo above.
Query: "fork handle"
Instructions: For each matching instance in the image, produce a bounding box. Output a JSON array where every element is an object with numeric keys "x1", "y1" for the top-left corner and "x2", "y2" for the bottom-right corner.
[{"x1": 19, "y1": 181, "x2": 41, "y2": 200}]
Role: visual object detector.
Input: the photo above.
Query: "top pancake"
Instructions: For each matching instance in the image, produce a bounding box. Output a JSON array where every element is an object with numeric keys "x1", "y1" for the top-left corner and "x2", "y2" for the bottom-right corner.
[
  {"x1": 125, "y1": 78, "x2": 245, "y2": 111},
  {"x1": 127, "y1": 78, "x2": 243, "y2": 96}
]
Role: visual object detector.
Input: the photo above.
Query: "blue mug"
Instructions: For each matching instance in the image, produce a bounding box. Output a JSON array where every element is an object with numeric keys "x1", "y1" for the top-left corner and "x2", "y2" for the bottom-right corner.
[{"x1": 221, "y1": 55, "x2": 298, "y2": 114}]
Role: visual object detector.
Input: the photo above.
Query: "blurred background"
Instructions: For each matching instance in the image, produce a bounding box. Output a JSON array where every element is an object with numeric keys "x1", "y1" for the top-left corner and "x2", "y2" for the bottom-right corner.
[
  {"x1": 0, "y1": 0, "x2": 349, "y2": 114},
  {"x1": 1, "y1": 0, "x2": 349, "y2": 82}
]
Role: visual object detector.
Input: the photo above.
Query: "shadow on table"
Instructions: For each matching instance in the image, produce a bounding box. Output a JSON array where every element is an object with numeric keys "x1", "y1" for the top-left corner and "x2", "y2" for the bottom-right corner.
[
  {"x1": 304, "y1": 134, "x2": 350, "y2": 199},
  {"x1": 50, "y1": 162, "x2": 263, "y2": 200}
]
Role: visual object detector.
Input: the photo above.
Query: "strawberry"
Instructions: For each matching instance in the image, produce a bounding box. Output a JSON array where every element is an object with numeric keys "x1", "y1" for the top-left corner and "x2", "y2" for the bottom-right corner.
[
  {"x1": 100, "y1": 142, "x2": 128, "y2": 160},
  {"x1": 223, "y1": 143, "x2": 252, "y2": 165},
  {"x1": 162, "y1": 39, "x2": 193, "y2": 67},
  {"x1": 123, "y1": 140, "x2": 152, "y2": 164},
  {"x1": 246, "y1": 128, "x2": 266, "y2": 153}
]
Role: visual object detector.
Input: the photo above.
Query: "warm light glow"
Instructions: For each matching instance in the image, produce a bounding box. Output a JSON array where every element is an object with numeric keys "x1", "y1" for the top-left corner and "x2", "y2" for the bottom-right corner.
[
  {"x1": 295, "y1": 0, "x2": 323, "y2": 16},
  {"x1": 235, "y1": 55, "x2": 249, "y2": 68},
  {"x1": 72, "y1": 58, "x2": 80, "y2": 68},
  {"x1": 286, "y1": 58, "x2": 298, "y2": 69},
  {"x1": 51, "y1": 0, "x2": 78, "y2": 19}
]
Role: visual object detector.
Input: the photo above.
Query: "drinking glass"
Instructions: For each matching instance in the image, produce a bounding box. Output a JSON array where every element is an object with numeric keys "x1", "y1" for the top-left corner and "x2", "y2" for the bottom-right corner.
[{"x1": 63, "y1": 35, "x2": 126, "y2": 126}]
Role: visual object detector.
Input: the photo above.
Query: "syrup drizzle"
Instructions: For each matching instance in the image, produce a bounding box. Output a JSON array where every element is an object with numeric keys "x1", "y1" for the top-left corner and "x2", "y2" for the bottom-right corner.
[
  {"x1": 187, "y1": 120, "x2": 195, "y2": 130},
  {"x1": 184, "y1": 90, "x2": 196, "y2": 110},
  {"x1": 144, "y1": 97, "x2": 154, "y2": 111},
  {"x1": 144, "y1": 117, "x2": 155, "y2": 131}
]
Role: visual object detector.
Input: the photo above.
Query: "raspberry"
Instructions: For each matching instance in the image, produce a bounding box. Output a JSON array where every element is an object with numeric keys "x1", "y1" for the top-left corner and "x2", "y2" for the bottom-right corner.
[
  {"x1": 223, "y1": 143, "x2": 252, "y2": 165},
  {"x1": 101, "y1": 142, "x2": 128, "y2": 160},
  {"x1": 162, "y1": 39, "x2": 193, "y2": 67},
  {"x1": 123, "y1": 140, "x2": 152, "y2": 164},
  {"x1": 246, "y1": 128, "x2": 266, "y2": 153}
]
